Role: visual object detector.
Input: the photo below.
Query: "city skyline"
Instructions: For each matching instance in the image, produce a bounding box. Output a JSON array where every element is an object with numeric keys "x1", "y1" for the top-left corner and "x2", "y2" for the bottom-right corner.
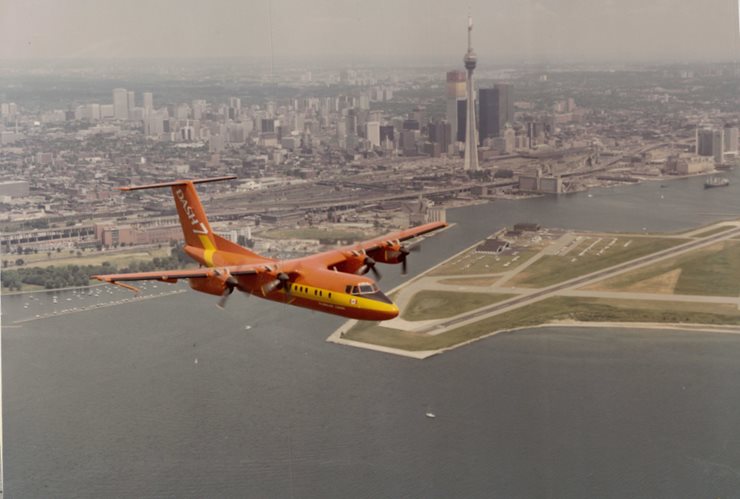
[{"x1": 1, "y1": 0, "x2": 740, "y2": 63}]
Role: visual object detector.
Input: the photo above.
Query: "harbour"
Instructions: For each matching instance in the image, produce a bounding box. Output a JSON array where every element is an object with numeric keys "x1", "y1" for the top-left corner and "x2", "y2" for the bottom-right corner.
[{"x1": 5, "y1": 172, "x2": 740, "y2": 497}]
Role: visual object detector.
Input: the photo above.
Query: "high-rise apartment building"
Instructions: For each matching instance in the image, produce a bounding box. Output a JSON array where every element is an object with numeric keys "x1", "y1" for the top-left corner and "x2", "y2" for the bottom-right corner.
[
  {"x1": 113, "y1": 88, "x2": 129, "y2": 120},
  {"x1": 723, "y1": 125, "x2": 739, "y2": 153},
  {"x1": 696, "y1": 128, "x2": 713, "y2": 156},
  {"x1": 143, "y1": 92, "x2": 153, "y2": 112},
  {"x1": 365, "y1": 121, "x2": 381, "y2": 147},
  {"x1": 713, "y1": 129, "x2": 725, "y2": 164}
]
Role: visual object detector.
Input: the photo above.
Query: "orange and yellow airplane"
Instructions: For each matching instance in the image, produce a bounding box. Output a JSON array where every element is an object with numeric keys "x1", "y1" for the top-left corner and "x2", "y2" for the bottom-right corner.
[{"x1": 92, "y1": 176, "x2": 447, "y2": 321}]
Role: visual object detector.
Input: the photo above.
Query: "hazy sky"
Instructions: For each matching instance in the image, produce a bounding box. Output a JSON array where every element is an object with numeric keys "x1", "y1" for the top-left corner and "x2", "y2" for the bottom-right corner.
[{"x1": 1, "y1": 0, "x2": 739, "y2": 63}]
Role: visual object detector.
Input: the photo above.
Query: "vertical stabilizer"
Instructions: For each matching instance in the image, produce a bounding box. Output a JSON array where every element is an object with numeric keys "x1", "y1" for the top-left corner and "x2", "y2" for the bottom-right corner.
[
  {"x1": 170, "y1": 181, "x2": 215, "y2": 250},
  {"x1": 118, "y1": 177, "x2": 228, "y2": 266}
]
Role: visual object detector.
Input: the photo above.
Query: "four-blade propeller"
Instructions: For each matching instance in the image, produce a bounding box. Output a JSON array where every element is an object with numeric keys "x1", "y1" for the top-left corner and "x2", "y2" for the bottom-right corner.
[
  {"x1": 261, "y1": 272, "x2": 292, "y2": 296},
  {"x1": 356, "y1": 256, "x2": 382, "y2": 280},
  {"x1": 216, "y1": 270, "x2": 240, "y2": 309},
  {"x1": 399, "y1": 246, "x2": 411, "y2": 275}
]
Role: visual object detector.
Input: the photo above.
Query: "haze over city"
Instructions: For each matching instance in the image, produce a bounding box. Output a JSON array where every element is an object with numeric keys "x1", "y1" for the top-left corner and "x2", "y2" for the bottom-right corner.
[{"x1": 1, "y1": 0, "x2": 740, "y2": 63}]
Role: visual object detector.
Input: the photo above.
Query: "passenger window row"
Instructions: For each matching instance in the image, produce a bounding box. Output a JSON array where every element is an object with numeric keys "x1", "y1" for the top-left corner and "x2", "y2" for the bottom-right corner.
[{"x1": 291, "y1": 284, "x2": 331, "y2": 299}]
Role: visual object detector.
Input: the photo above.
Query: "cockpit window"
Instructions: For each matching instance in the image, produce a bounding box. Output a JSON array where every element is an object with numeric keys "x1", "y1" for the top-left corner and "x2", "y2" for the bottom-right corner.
[{"x1": 348, "y1": 283, "x2": 378, "y2": 295}]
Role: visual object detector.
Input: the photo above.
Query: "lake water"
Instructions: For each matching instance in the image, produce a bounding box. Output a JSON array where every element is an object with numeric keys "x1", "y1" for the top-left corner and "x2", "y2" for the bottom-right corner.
[{"x1": 5, "y1": 172, "x2": 740, "y2": 498}]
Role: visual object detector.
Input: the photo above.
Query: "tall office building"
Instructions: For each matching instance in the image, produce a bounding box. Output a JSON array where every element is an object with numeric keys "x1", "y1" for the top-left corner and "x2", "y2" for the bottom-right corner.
[
  {"x1": 457, "y1": 99, "x2": 467, "y2": 142},
  {"x1": 479, "y1": 84, "x2": 514, "y2": 142},
  {"x1": 428, "y1": 120, "x2": 452, "y2": 153},
  {"x1": 446, "y1": 70, "x2": 466, "y2": 145},
  {"x1": 261, "y1": 118, "x2": 275, "y2": 134},
  {"x1": 113, "y1": 88, "x2": 129, "y2": 120},
  {"x1": 479, "y1": 87, "x2": 497, "y2": 142},
  {"x1": 403, "y1": 119, "x2": 420, "y2": 131},
  {"x1": 463, "y1": 16, "x2": 479, "y2": 171},
  {"x1": 379, "y1": 125, "x2": 395, "y2": 145},
  {"x1": 499, "y1": 84, "x2": 514, "y2": 128}
]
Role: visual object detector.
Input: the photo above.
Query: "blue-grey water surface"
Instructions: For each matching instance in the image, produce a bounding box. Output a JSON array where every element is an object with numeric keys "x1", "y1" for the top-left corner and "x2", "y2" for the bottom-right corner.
[{"x1": 5, "y1": 173, "x2": 740, "y2": 498}]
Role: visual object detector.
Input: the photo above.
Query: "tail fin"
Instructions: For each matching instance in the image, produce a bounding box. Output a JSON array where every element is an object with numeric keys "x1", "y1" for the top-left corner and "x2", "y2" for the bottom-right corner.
[
  {"x1": 120, "y1": 176, "x2": 234, "y2": 249},
  {"x1": 118, "y1": 176, "x2": 266, "y2": 264}
]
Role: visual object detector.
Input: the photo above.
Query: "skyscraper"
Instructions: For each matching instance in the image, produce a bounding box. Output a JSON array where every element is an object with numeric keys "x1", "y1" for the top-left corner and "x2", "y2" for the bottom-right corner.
[
  {"x1": 143, "y1": 92, "x2": 153, "y2": 112},
  {"x1": 446, "y1": 70, "x2": 466, "y2": 145},
  {"x1": 456, "y1": 99, "x2": 467, "y2": 142},
  {"x1": 127, "y1": 91, "x2": 135, "y2": 112},
  {"x1": 428, "y1": 120, "x2": 452, "y2": 153},
  {"x1": 723, "y1": 125, "x2": 739, "y2": 153},
  {"x1": 192, "y1": 99, "x2": 206, "y2": 120},
  {"x1": 463, "y1": 16, "x2": 479, "y2": 171},
  {"x1": 113, "y1": 88, "x2": 128, "y2": 120},
  {"x1": 712, "y1": 129, "x2": 725, "y2": 164},
  {"x1": 365, "y1": 121, "x2": 381, "y2": 147},
  {"x1": 479, "y1": 84, "x2": 515, "y2": 142},
  {"x1": 379, "y1": 125, "x2": 395, "y2": 146},
  {"x1": 696, "y1": 128, "x2": 713, "y2": 156}
]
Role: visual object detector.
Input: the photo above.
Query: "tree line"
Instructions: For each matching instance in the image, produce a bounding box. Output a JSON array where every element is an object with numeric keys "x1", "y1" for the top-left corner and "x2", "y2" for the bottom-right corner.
[{"x1": 1, "y1": 246, "x2": 192, "y2": 292}]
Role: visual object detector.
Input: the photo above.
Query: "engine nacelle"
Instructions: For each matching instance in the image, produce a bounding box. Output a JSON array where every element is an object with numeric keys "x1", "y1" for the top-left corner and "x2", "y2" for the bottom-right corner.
[
  {"x1": 189, "y1": 276, "x2": 228, "y2": 296},
  {"x1": 370, "y1": 243, "x2": 404, "y2": 264},
  {"x1": 335, "y1": 251, "x2": 368, "y2": 274}
]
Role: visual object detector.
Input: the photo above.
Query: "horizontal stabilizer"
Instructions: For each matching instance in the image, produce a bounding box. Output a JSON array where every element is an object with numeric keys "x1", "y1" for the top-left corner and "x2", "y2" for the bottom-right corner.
[{"x1": 118, "y1": 176, "x2": 237, "y2": 191}]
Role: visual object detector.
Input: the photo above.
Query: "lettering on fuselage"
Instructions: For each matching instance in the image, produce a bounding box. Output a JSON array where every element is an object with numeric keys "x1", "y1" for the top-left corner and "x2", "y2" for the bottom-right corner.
[{"x1": 176, "y1": 188, "x2": 209, "y2": 235}]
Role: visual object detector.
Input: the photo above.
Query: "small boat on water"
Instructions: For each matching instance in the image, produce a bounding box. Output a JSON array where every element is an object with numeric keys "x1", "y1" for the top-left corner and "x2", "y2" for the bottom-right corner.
[
  {"x1": 425, "y1": 412, "x2": 436, "y2": 419},
  {"x1": 705, "y1": 176, "x2": 729, "y2": 189}
]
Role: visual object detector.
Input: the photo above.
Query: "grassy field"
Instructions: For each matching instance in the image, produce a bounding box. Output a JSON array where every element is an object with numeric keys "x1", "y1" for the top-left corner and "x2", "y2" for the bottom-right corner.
[
  {"x1": 429, "y1": 247, "x2": 541, "y2": 276},
  {"x1": 345, "y1": 296, "x2": 740, "y2": 351},
  {"x1": 15, "y1": 247, "x2": 172, "y2": 270},
  {"x1": 589, "y1": 240, "x2": 740, "y2": 296},
  {"x1": 401, "y1": 290, "x2": 513, "y2": 321},
  {"x1": 261, "y1": 227, "x2": 378, "y2": 242},
  {"x1": 508, "y1": 236, "x2": 686, "y2": 288},
  {"x1": 437, "y1": 276, "x2": 500, "y2": 287},
  {"x1": 687, "y1": 226, "x2": 735, "y2": 238}
]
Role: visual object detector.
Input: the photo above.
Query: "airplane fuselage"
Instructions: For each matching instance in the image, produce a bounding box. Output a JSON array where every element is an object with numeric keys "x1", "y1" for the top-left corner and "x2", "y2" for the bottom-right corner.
[
  {"x1": 230, "y1": 253, "x2": 400, "y2": 321},
  {"x1": 255, "y1": 283, "x2": 399, "y2": 321}
]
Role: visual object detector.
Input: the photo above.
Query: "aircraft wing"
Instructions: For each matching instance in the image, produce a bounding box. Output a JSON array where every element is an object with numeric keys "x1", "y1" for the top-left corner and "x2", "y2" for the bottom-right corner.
[
  {"x1": 92, "y1": 266, "x2": 259, "y2": 292},
  {"x1": 356, "y1": 221, "x2": 448, "y2": 253}
]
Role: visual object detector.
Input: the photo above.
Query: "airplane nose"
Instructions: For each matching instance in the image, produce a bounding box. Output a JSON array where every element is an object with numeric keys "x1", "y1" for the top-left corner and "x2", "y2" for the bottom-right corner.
[
  {"x1": 375, "y1": 299, "x2": 399, "y2": 320},
  {"x1": 364, "y1": 292, "x2": 399, "y2": 320}
]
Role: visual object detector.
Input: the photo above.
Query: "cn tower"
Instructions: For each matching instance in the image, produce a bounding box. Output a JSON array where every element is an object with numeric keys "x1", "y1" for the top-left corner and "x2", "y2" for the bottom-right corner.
[{"x1": 463, "y1": 16, "x2": 479, "y2": 172}]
